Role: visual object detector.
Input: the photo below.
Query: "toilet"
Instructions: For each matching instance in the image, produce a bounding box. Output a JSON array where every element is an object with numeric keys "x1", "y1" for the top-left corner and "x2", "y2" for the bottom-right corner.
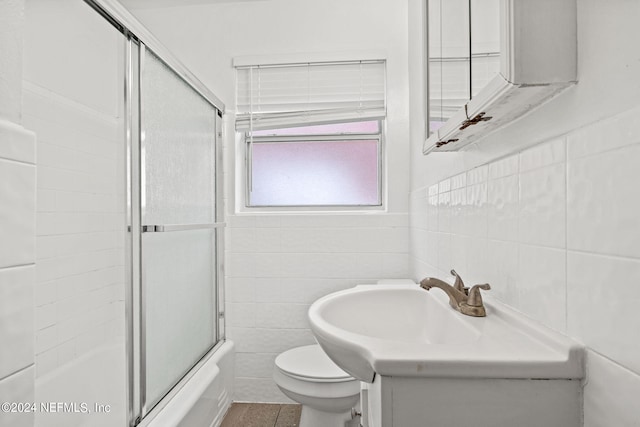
[
  {"x1": 273, "y1": 344, "x2": 360, "y2": 427},
  {"x1": 273, "y1": 279, "x2": 416, "y2": 427}
]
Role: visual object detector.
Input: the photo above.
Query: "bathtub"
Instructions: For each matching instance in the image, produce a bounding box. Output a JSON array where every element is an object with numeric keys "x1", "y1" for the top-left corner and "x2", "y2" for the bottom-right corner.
[
  {"x1": 142, "y1": 340, "x2": 235, "y2": 427},
  {"x1": 35, "y1": 340, "x2": 235, "y2": 427}
]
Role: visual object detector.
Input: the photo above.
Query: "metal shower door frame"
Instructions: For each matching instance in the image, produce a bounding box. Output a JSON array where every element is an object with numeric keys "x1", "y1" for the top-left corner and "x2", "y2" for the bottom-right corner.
[
  {"x1": 83, "y1": 1, "x2": 226, "y2": 426},
  {"x1": 127, "y1": 38, "x2": 226, "y2": 427}
]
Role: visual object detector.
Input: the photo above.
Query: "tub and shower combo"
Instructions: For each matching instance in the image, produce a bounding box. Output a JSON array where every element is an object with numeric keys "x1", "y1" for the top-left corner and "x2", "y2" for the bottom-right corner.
[{"x1": 29, "y1": 1, "x2": 233, "y2": 426}]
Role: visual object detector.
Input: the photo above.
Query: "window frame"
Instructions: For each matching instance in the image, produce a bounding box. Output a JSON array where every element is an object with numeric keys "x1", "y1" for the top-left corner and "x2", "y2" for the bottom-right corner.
[{"x1": 242, "y1": 120, "x2": 386, "y2": 211}]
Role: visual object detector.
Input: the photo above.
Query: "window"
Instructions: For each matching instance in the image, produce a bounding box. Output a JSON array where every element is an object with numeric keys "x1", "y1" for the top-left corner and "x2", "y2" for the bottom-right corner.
[
  {"x1": 246, "y1": 120, "x2": 382, "y2": 207},
  {"x1": 235, "y1": 59, "x2": 386, "y2": 208}
]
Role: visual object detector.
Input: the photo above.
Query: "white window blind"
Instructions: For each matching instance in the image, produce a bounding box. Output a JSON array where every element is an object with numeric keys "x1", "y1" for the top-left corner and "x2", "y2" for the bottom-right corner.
[{"x1": 235, "y1": 60, "x2": 386, "y2": 131}]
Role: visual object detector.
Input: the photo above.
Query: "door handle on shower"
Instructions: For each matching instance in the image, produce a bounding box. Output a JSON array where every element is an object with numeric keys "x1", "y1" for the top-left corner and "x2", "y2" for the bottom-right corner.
[{"x1": 141, "y1": 223, "x2": 225, "y2": 233}]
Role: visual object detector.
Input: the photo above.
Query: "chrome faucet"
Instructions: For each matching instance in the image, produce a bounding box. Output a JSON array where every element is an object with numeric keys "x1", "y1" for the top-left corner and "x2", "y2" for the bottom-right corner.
[{"x1": 419, "y1": 270, "x2": 491, "y2": 317}]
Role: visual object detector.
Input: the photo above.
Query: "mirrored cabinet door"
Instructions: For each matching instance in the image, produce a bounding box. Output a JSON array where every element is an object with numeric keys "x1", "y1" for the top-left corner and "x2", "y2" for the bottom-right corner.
[
  {"x1": 428, "y1": 0, "x2": 500, "y2": 136},
  {"x1": 428, "y1": 0, "x2": 470, "y2": 135},
  {"x1": 424, "y1": 0, "x2": 576, "y2": 154},
  {"x1": 470, "y1": 0, "x2": 500, "y2": 98}
]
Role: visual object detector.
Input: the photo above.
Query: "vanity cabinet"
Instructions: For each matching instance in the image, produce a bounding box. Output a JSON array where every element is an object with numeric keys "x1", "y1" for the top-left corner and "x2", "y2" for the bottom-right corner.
[
  {"x1": 424, "y1": 0, "x2": 577, "y2": 154},
  {"x1": 361, "y1": 376, "x2": 582, "y2": 427}
]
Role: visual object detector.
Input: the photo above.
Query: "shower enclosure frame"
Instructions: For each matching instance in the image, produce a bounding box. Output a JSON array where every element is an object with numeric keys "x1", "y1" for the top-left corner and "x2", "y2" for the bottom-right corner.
[{"x1": 83, "y1": 1, "x2": 226, "y2": 426}]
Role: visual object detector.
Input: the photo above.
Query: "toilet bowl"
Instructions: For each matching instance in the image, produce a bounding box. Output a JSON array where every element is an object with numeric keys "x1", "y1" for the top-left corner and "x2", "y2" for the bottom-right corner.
[
  {"x1": 274, "y1": 281, "x2": 415, "y2": 426},
  {"x1": 273, "y1": 344, "x2": 360, "y2": 427}
]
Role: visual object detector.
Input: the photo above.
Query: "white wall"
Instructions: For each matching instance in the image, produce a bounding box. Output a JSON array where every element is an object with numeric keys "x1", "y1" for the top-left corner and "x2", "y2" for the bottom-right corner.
[
  {"x1": 128, "y1": 0, "x2": 412, "y2": 402},
  {"x1": 1, "y1": 1, "x2": 127, "y2": 425},
  {"x1": 25, "y1": 82, "x2": 125, "y2": 378},
  {"x1": 408, "y1": 0, "x2": 640, "y2": 425},
  {"x1": 0, "y1": 1, "x2": 36, "y2": 426},
  {"x1": 24, "y1": 0, "x2": 126, "y2": 379},
  {"x1": 18, "y1": 1, "x2": 127, "y2": 425}
]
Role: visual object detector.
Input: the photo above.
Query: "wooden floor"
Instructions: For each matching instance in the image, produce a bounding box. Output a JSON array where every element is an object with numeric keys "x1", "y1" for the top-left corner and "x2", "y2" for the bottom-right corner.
[{"x1": 221, "y1": 403, "x2": 302, "y2": 427}]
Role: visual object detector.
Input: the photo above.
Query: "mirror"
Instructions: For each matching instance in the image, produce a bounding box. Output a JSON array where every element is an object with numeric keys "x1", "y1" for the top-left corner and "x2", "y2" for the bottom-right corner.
[{"x1": 428, "y1": 0, "x2": 501, "y2": 137}]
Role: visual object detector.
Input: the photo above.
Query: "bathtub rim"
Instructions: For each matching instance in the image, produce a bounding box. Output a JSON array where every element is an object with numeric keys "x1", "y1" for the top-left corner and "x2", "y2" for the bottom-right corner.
[{"x1": 137, "y1": 339, "x2": 233, "y2": 427}]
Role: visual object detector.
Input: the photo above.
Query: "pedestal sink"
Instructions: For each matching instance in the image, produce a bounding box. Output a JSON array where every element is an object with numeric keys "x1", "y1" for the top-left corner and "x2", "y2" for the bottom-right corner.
[
  {"x1": 308, "y1": 284, "x2": 585, "y2": 427},
  {"x1": 308, "y1": 284, "x2": 583, "y2": 383}
]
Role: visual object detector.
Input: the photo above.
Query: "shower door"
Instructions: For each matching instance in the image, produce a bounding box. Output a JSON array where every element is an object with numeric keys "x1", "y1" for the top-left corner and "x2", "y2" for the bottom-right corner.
[{"x1": 130, "y1": 43, "x2": 224, "y2": 420}]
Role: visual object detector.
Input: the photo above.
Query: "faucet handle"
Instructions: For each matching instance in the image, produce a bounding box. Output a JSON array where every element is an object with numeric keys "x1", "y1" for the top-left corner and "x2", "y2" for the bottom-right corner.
[
  {"x1": 467, "y1": 284, "x2": 491, "y2": 307},
  {"x1": 450, "y1": 269, "x2": 468, "y2": 294}
]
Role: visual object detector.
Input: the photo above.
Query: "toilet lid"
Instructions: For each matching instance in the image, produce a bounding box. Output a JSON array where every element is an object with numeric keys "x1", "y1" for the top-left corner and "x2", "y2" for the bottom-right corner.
[{"x1": 275, "y1": 345, "x2": 353, "y2": 382}]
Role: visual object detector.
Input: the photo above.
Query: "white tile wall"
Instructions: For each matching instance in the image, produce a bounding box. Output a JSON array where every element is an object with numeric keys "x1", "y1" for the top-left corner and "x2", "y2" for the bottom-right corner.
[
  {"x1": 0, "y1": 234, "x2": 35, "y2": 381},
  {"x1": 0, "y1": 119, "x2": 36, "y2": 165},
  {"x1": 583, "y1": 350, "x2": 640, "y2": 427},
  {"x1": 0, "y1": 366, "x2": 35, "y2": 427},
  {"x1": 0, "y1": 158, "x2": 36, "y2": 269},
  {"x1": 410, "y1": 104, "x2": 640, "y2": 426},
  {"x1": 567, "y1": 143, "x2": 640, "y2": 258},
  {"x1": 567, "y1": 252, "x2": 640, "y2": 374},
  {"x1": 0, "y1": 103, "x2": 36, "y2": 426},
  {"x1": 485, "y1": 240, "x2": 518, "y2": 304},
  {"x1": 487, "y1": 174, "x2": 518, "y2": 241},
  {"x1": 518, "y1": 159, "x2": 566, "y2": 248},
  {"x1": 24, "y1": 84, "x2": 125, "y2": 378},
  {"x1": 226, "y1": 213, "x2": 409, "y2": 402},
  {"x1": 464, "y1": 181, "x2": 488, "y2": 238},
  {"x1": 517, "y1": 245, "x2": 566, "y2": 332}
]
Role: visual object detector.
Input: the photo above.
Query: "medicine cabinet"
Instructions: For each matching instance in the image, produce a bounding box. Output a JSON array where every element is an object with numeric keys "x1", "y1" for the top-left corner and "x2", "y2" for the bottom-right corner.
[{"x1": 424, "y1": 0, "x2": 577, "y2": 154}]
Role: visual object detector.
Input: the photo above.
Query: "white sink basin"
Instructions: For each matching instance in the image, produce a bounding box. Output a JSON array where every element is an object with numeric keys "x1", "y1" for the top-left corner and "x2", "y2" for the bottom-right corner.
[{"x1": 308, "y1": 284, "x2": 584, "y2": 383}]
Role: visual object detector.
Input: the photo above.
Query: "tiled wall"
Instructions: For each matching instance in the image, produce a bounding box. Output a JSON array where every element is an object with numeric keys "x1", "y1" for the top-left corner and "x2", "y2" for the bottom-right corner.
[
  {"x1": 24, "y1": 83, "x2": 125, "y2": 378},
  {"x1": 411, "y1": 137, "x2": 568, "y2": 331},
  {"x1": 410, "y1": 105, "x2": 640, "y2": 425},
  {"x1": 226, "y1": 213, "x2": 409, "y2": 402},
  {"x1": 0, "y1": 124, "x2": 36, "y2": 427},
  {"x1": 0, "y1": 1, "x2": 36, "y2": 426}
]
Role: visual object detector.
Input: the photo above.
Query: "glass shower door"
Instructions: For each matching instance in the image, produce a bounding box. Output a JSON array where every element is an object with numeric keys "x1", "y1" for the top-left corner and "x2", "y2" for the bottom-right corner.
[{"x1": 139, "y1": 47, "x2": 220, "y2": 412}]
